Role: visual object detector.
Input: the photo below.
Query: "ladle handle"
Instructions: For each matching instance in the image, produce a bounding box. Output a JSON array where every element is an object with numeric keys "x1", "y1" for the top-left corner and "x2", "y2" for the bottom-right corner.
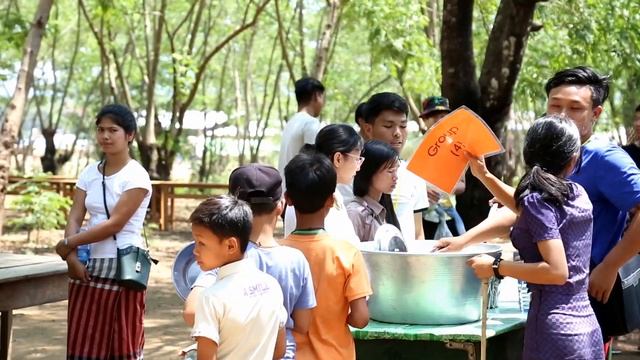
[{"x1": 480, "y1": 279, "x2": 489, "y2": 360}]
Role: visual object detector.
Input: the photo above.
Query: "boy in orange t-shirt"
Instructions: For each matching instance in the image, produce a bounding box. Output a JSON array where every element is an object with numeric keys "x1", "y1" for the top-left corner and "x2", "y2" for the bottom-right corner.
[{"x1": 281, "y1": 152, "x2": 372, "y2": 360}]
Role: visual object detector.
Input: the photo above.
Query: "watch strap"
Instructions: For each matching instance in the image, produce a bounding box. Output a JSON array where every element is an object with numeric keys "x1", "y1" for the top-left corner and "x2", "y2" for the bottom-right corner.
[{"x1": 492, "y1": 257, "x2": 504, "y2": 279}]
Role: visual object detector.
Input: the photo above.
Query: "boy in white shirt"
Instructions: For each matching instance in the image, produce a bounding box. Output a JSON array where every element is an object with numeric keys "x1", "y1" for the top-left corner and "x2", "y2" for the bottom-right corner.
[
  {"x1": 190, "y1": 195, "x2": 287, "y2": 360},
  {"x1": 360, "y1": 92, "x2": 430, "y2": 241}
]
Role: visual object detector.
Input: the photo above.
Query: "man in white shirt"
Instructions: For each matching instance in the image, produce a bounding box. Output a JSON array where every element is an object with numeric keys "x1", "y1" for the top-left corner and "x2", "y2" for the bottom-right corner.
[{"x1": 277, "y1": 77, "x2": 326, "y2": 187}]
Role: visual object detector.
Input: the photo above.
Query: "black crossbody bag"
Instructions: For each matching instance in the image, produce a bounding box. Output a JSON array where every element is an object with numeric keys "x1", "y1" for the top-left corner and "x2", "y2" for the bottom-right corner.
[{"x1": 101, "y1": 159, "x2": 157, "y2": 291}]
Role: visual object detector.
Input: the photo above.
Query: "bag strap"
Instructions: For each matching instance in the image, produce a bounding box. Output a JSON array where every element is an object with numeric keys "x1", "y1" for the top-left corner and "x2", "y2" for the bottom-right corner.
[
  {"x1": 101, "y1": 159, "x2": 156, "y2": 263},
  {"x1": 101, "y1": 159, "x2": 117, "y2": 242}
]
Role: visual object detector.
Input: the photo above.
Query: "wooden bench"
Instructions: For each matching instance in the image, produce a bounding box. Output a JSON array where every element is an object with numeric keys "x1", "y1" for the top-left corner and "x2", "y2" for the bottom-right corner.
[
  {"x1": 150, "y1": 181, "x2": 228, "y2": 231},
  {"x1": 0, "y1": 253, "x2": 68, "y2": 360}
]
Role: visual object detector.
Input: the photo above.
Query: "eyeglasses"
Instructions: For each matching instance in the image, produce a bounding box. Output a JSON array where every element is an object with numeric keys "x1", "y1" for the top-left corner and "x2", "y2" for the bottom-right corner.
[{"x1": 343, "y1": 152, "x2": 365, "y2": 165}]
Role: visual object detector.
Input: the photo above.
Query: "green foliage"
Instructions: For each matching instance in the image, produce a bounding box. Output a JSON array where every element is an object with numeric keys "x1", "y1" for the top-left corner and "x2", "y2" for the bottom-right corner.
[
  {"x1": 5, "y1": 0, "x2": 640, "y2": 180},
  {"x1": 516, "y1": 0, "x2": 640, "y2": 132},
  {"x1": 7, "y1": 176, "x2": 72, "y2": 240}
]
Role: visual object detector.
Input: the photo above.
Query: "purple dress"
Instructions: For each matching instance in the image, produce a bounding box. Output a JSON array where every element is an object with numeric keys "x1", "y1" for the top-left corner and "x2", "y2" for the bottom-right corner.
[{"x1": 511, "y1": 183, "x2": 604, "y2": 360}]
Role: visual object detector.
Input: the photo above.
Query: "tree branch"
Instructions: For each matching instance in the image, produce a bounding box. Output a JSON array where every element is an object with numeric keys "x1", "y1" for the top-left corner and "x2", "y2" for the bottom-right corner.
[
  {"x1": 180, "y1": 0, "x2": 271, "y2": 116},
  {"x1": 341, "y1": 75, "x2": 392, "y2": 123},
  {"x1": 274, "y1": 0, "x2": 296, "y2": 83},
  {"x1": 54, "y1": 3, "x2": 82, "y2": 131}
]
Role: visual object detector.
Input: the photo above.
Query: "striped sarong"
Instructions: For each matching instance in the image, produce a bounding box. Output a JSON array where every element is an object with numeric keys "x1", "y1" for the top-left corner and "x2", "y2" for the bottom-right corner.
[{"x1": 67, "y1": 276, "x2": 145, "y2": 359}]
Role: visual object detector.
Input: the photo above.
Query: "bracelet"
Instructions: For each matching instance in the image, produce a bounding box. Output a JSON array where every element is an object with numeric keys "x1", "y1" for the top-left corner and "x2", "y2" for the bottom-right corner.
[{"x1": 63, "y1": 237, "x2": 69, "y2": 246}]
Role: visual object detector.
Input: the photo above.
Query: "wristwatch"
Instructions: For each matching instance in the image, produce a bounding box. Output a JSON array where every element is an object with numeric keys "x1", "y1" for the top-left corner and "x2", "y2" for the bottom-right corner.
[{"x1": 492, "y1": 257, "x2": 504, "y2": 280}]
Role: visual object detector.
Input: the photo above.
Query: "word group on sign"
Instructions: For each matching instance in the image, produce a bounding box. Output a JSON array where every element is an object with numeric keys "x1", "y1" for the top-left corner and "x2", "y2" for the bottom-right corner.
[{"x1": 427, "y1": 126, "x2": 465, "y2": 157}]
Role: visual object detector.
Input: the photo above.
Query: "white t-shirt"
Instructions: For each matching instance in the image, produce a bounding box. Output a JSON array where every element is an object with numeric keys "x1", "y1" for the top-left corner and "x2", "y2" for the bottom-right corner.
[
  {"x1": 77, "y1": 160, "x2": 152, "y2": 258},
  {"x1": 283, "y1": 189, "x2": 360, "y2": 244},
  {"x1": 392, "y1": 160, "x2": 429, "y2": 241},
  {"x1": 192, "y1": 259, "x2": 287, "y2": 360},
  {"x1": 277, "y1": 111, "x2": 321, "y2": 188}
]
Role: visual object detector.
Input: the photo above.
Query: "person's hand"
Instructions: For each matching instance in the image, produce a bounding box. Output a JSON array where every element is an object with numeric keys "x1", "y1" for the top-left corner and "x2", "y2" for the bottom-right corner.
[
  {"x1": 433, "y1": 236, "x2": 467, "y2": 252},
  {"x1": 427, "y1": 188, "x2": 441, "y2": 205},
  {"x1": 66, "y1": 254, "x2": 90, "y2": 282},
  {"x1": 467, "y1": 254, "x2": 495, "y2": 279},
  {"x1": 488, "y1": 197, "x2": 503, "y2": 207},
  {"x1": 55, "y1": 239, "x2": 74, "y2": 260},
  {"x1": 465, "y1": 151, "x2": 489, "y2": 179},
  {"x1": 588, "y1": 263, "x2": 618, "y2": 303}
]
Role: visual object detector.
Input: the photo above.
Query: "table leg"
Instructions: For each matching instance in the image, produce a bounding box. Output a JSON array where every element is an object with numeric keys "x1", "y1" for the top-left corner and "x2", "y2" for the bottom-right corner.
[
  {"x1": 0, "y1": 310, "x2": 13, "y2": 360},
  {"x1": 169, "y1": 185, "x2": 175, "y2": 231},
  {"x1": 446, "y1": 341, "x2": 476, "y2": 360},
  {"x1": 159, "y1": 185, "x2": 166, "y2": 231}
]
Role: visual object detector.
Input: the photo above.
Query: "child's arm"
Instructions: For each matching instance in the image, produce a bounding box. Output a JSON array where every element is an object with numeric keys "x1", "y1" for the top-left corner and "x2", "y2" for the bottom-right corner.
[
  {"x1": 272, "y1": 326, "x2": 286, "y2": 360},
  {"x1": 184, "y1": 271, "x2": 218, "y2": 326},
  {"x1": 291, "y1": 308, "x2": 312, "y2": 334},
  {"x1": 183, "y1": 287, "x2": 204, "y2": 327},
  {"x1": 414, "y1": 213, "x2": 425, "y2": 240},
  {"x1": 196, "y1": 337, "x2": 218, "y2": 360},
  {"x1": 347, "y1": 297, "x2": 369, "y2": 328}
]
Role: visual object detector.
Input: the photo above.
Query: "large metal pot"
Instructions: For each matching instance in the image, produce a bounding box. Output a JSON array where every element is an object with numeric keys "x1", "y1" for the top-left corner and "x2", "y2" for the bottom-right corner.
[{"x1": 359, "y1": 240, "x2": 502, "y2": 325}]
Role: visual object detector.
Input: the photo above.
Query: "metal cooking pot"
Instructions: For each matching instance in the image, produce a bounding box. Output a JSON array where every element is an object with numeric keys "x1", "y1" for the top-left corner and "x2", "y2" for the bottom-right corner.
[{"x1": 359, "y1": 240, "x2": 502, "y2": 325}]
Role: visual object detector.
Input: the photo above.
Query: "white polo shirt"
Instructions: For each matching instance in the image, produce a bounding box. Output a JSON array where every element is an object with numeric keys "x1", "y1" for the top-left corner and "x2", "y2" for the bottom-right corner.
[
  {"x1": 192, "y1": 259, "x2": 287, "y2": 360},
  {"x1": 392, "y1": 160, "x2": 429, "y2": 240},
  {"x1": 277, "y1": 111, "x2": 321, "y2": 191}
]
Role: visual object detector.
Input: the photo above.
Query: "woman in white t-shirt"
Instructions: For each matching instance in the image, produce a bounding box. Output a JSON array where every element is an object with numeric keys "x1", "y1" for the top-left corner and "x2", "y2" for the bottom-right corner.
[
  {"x1": 284, "y1": 124, "x2": 362, "y2": 243},
  {"x1": 55, "y1": 104, "x2": 152, "y2": 359}
]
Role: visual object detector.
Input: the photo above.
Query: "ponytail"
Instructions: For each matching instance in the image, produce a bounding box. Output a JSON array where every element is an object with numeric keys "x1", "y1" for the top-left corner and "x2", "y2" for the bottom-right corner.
[{"x1": 514, "y1": 165, "x2": 574, "y2": 208}]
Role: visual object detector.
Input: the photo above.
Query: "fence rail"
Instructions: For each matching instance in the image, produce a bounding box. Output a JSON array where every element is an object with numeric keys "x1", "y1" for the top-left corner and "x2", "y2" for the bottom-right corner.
[{"x1": 7, "y1": 176, "x2": 228, "y2": 231}]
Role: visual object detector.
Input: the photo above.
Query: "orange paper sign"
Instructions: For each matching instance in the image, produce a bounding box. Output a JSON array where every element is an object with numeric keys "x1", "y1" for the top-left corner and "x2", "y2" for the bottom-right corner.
[{"x1": 407, "y1": 106, "x2": 504, "y2": 194}]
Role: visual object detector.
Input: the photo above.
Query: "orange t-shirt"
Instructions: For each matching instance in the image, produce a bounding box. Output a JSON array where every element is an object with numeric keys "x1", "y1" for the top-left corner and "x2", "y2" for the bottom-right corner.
[{"x1": 281, "y1": 232, "x2": 372, "y2": 360}]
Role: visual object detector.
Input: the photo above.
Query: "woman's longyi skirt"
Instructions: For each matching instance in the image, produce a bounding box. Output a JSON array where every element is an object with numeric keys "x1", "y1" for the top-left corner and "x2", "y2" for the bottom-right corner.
[{"x1": 67, "y1": 277, "x2": 145, "y2": 360}]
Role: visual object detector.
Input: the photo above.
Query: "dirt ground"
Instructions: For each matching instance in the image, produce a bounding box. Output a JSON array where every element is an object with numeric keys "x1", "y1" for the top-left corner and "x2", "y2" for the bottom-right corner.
[
  {"x1": 2, "y1": 204, "x2": 640, "y2": 359},
  {"x1": 2, "y1": 226, "x2": 195, "y2": 359}
]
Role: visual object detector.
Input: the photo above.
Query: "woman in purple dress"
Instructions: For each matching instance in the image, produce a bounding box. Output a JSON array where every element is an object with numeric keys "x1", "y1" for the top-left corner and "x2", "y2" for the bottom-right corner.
[{"x1": 466, "y1": 114, "x2": 604, "y2": 359}]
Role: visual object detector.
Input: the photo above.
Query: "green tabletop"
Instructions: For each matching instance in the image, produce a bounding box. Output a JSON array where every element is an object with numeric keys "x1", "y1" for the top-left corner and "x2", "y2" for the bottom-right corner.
[{"x1": 351, "y1": 303, "x2": 526, "y2": 342}]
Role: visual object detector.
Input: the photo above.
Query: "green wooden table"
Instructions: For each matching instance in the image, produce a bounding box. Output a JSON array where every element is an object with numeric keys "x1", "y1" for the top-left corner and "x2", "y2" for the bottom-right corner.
[{"x1": 351, "y1": 278, "x2": 528, "y2": 360}]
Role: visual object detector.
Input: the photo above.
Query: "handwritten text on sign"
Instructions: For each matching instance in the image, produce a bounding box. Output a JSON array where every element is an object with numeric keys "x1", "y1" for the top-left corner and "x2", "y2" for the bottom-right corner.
[
  {"x1": 407, "y1": 107, "x2": 504, "y2": 194},
  {"x1": 426, "y1": 126, "x2": 466, "y2": 158}
]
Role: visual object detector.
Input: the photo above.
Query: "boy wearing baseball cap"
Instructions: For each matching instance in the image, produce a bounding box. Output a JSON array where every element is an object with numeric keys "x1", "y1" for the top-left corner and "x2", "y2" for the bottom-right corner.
[{"x1": 229, "y1": 164, "x2": 317, "y2": 359}]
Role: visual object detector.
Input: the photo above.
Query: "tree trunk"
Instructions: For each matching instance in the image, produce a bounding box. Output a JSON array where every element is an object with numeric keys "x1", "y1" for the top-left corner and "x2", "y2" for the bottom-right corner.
[
  {"x1": 0, "y1": 0, "x2": 53, "y2": 234},
  {"x1": 40, "y1": 127, "x2": 58, "y2": 174},
  {"x1": 440, "y1": 0, "x2": 541, "y2": 227},
  {"x1": 311, "y1": 0, "x2": 341, "y2": 81}
]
